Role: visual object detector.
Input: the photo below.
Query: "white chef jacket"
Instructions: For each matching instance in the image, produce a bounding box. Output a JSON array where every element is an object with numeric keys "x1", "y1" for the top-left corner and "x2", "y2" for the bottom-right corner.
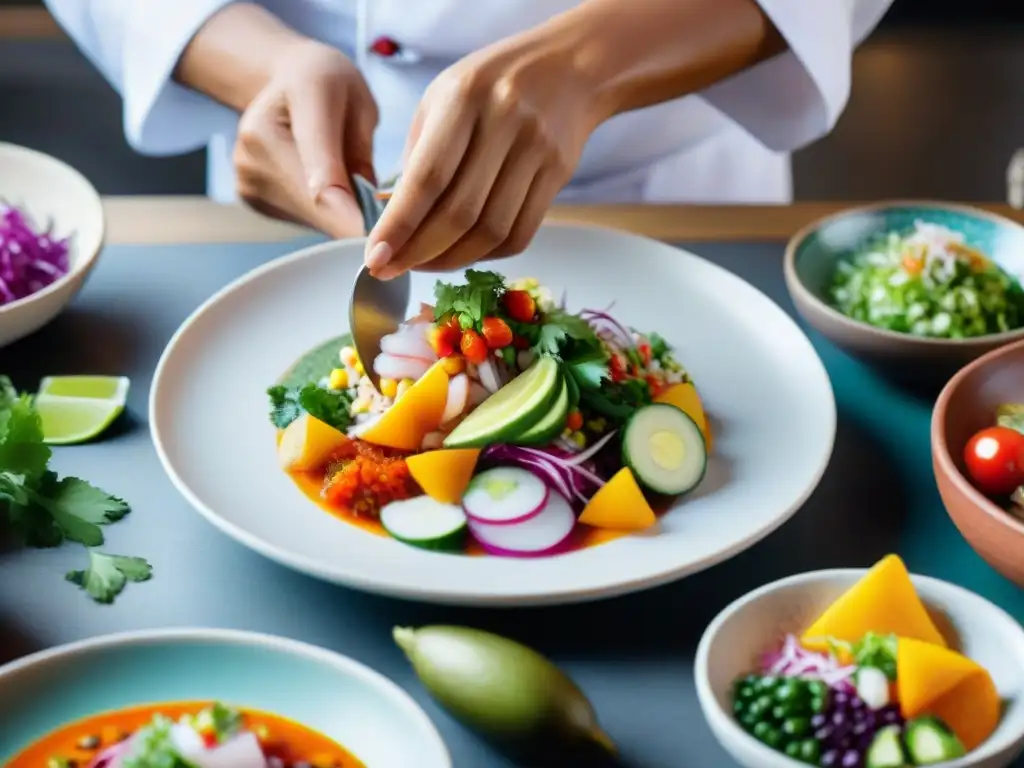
[{"x1": 44, "y1": 0, "x2": 892, "y2": 204}]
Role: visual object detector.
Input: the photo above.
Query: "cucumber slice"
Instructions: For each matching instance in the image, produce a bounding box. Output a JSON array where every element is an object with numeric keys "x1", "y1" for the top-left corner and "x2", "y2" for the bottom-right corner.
[
  {"x1": 514, "y1": 379, "x2": 570, "y2": 445},
  {"x1": 380, "y1": 496, "x2": 468, "y2": 552},
  {"x1": 866, "y1": 725, "x2": 908, "y2": 768},
  {"x1": 621, "y1": 403, "x2": 707, "y2": 495},
  {"x1": 904, "y1": 716, "x2": 966, "y2": 765},
  {"x1": 444, "y1": 356, "x2": 562, "y2": 448}
]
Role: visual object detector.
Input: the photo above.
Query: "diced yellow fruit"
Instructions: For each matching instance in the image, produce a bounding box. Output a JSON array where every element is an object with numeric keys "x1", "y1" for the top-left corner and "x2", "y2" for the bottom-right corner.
[
  {"x1": 277, "y1": 412, "x2": 350, "y2": 471},
  {"x1": 380, "y1": 378, "x2": 398, "y2": 398},
  {"x1": 396, "y1": 378, "x2": 414, "y2": 399},
  {"x1": 897, "y1": 637, "x2": 999, "y2": 750},
  {"x1": 578, "y1": 467, "x2": 657, "y2": 531},
  {"x1": 801, "y1": 555, "x2": 947, "y2": 651},
  {"x1": 441, "y1": 355, "x2": 466, "y2": 375},
  {"x1": 328, "y1": 368, "x2": 349, "y2": 390},
  {"x1": 359, "y1": 361, "x2": 450, "y2": 451},
  {"x1": 407, "y1": 448, "x2": 481, "y2": 504},
  {"x1": 655, "y1": 382, "x2": 712, "y2": 453},
  {"x1": 354, "y1": 360, "x2": 365, "y2": 376}
]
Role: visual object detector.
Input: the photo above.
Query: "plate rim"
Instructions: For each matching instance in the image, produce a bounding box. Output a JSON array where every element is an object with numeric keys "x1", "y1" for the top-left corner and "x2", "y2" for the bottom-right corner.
[
  {"x1": 149, "y1": 222, "x2": 838, "y2": 606},
  {"x1": 0, "y1": 626, "x2": 452, "y2": 767}
]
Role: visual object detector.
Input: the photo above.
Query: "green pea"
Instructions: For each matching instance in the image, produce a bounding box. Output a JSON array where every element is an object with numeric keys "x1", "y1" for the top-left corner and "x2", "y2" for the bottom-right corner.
[
  {"x1": 740, "y1": 674, "x2": 761, "y2": 688},
  {"x1": 762, "y1": 728, "x2": 784, "y2": 749},
  {"x1": 774, "y1": 682, "x2": 803, "y2": 702},
  {"x1": 732, "y1": 699, "x2": 747, "y2": 717},
  {"x1": 756, "y1": 676, "x2": 779, "y2": 691},
  {"x1": 806, "y1": 680, "x2": 828, "y2": 699},
  {"x1": 737, "y1": 685, "x2": 755, "y2": 701},
  {"x1": 810, "y1": 696, "x2": 826, "y2": 713},
  {"x1": 798, "y1": 738, "x2": 821, "y2": 763},
  {"x1": 782, "y1": 717, "x2": 810, "y2": 737},
  {"x1": 750, "y1": 696, "x2": 774, "y2": 718},
  {"x1": 784, "y1": 741, "x2": 803, "y2": 758},
  {"x1": 739, "y1": 712, "x2": 759, "y2": 730},
  {"x1": 772, "y1": 703, "x2": 800, "y2": 721},
  {"x1": 752, "y1": 721, "x2": 772, "y2": 740}
]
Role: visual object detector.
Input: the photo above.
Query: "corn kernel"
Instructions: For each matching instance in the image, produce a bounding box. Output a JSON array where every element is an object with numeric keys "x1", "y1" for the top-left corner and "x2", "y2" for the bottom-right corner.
[
  {"x1": 339, "y1": 346, "x2": 358, "y2": 366},
  {"x1": 571, "y1": 432, "x2": 586, "y2": 449},
  {"x1": 441, "y1": 355, "x2": 466, "y2": 375},
  {"x1": 353, "y1": 359, "x2": 365, "y2": 376},
  {"x1": 352, "y1": 397, "x2": 370, "y2": 414},
  {"x1": 328, "y1": 368, "x2": 349, "y2": 390},
  {"x1": 396, "y1": 379, "x2": 414, "y2": 399},
  {"x1": 380, "y1": 378, "x2": 398, "y2": 398}
]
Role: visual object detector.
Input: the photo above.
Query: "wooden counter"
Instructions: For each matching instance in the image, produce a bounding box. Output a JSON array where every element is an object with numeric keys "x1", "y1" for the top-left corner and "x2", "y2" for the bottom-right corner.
[{"x1": 101, "y1": 196, "x2": 1024, "y2": 245}]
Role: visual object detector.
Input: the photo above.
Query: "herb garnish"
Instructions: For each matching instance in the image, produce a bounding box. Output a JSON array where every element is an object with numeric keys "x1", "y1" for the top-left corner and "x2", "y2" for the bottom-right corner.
[
  {"x1": 0, "y1": 375, "x2": 150, "y2": 603},
  {"x1": 826, "y1": 632, "x2": 898, "y2": 681},
  {"x1": 433, "y1": 269, "x2": 507, "y2": 331},
  {"x1": 66, "y1": 551, "x2": 153, "y2": 604},
  {"x1": 267, "y1": 383, "x2": 352, "y2": 431}
]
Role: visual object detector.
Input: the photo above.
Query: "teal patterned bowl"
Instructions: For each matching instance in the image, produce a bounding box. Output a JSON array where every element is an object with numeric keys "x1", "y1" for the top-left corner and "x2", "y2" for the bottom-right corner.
[
  {"x1": 0, "y1": 628, "x2": 452, "y2": 767},
  {"x1": 783, "y1": 202, "x2": 1024, "y2": 374}
]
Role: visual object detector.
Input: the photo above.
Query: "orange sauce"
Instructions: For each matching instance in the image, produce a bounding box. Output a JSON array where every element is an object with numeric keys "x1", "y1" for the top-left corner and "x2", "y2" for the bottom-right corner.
[
  {"x1": 8, "y1": 701, "x2": 365, "y2": 768},
  {"x1": 287, "y1": 466, "x2": 646, "y2": 554}
]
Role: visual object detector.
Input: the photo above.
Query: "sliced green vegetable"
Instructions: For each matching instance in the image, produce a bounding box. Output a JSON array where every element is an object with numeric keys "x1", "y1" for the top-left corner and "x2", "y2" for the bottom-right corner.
[
  {"x1": 621, "y1": 403, "x2": 706, "y2": 495},
  {"x1": 904, "y1": 716, "x2": 967, "y2": 765},
  {"x1": 380, "y1": 497, "x2": 467, "y2": 552},
  {"x1": 514, "y1": 379, "x2": 569, "y2": 445},
  {"x1": 443, "y1": 357, "x2": 561, "y2": 448},
  {"x1": 865, "y1": 724, "x2": 907, "y2": 768}
]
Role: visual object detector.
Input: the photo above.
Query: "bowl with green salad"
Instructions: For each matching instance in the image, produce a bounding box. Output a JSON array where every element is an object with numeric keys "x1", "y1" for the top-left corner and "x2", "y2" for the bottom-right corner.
[{"x1": 784, "y1": 202, "x2": 1024, "y2": 376}]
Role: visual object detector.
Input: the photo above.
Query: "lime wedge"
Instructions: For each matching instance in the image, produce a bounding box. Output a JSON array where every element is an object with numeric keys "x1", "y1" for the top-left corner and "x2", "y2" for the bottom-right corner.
[{"x1": 35, "y1": 376, "x2": 130, "y2": 445}]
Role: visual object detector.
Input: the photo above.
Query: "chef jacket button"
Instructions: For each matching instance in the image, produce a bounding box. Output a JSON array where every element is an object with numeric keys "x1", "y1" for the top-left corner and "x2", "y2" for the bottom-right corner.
[{"x1": 370, "y1": 36, "x2": 401, "y2": 58}]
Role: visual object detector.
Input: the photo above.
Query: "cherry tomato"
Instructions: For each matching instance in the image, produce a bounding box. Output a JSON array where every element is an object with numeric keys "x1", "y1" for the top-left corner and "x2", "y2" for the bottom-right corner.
[
  {"x1": 566, "y1": 410, "x2": 584, "y2": 432},
  {"x1": 964, "y1": 425, "x2": 1024, "y2": 496},
  {"x1": 460, "y1": 329, "x2": 489, "y2": 364},
  {"x1": 428, "y1": 323, "x2": 460, "y2": 357},
  {"x1": 503, "y1": 290, "x2": 536, "y2": 323},
  {"x1": 481, "y1": 316, "x2": 513, "y2": 349}
]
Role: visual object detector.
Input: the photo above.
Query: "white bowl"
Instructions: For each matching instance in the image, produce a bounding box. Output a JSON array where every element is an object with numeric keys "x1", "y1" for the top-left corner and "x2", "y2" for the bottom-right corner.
[
  {"x1": 695, "y1": 568, "x2": 1024, "y2": 768},
  {"x1": 0, "y1": 142, "x2": 105, "y2": 348}
]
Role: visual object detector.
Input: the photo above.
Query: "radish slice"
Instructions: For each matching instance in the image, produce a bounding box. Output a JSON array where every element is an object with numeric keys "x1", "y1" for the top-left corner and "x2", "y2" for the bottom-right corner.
[
  {"x1": 469, "y1": 492, "x2": 576, "y2": 555},
  {"x1": 441, "y1": 373, "x2": 470, "y2": 424},
  {"x1": 373, "y1": 353, "x2": 431, "y2": 381},
  {"x1": 477, "y1": 357, "x2": 503, "y2": 393},
  {"x1": 189, "y1": 732, "x2": 266, "y2": 768},
  {"x1": 463, "y1": 467, "x2": 549, "y2": 524}
]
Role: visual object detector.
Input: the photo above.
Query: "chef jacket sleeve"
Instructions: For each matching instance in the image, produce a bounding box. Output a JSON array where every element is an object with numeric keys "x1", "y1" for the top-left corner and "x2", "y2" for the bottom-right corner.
[
  {"x1": 43, "y1": 0, "x2": 240, "y2": 155},
  {"x1": 700, "y1": 0, "x2": 893, "y2": 152}
]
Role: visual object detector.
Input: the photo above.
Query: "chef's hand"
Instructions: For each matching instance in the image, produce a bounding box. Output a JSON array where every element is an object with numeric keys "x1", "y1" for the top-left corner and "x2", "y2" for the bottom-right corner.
[
  {"x1": 364, "y1": 35, "x2": 601, "y2": 278},
  {"x1": 232, "y1": 40, "x2": 378, "y2": 238}
]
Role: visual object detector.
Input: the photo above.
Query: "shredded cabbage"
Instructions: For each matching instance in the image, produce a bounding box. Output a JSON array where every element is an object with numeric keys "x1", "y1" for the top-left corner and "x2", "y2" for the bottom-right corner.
[
  {"x1": 829, "y1": 220, "x2": 1024, "y2": 338},
  {"x1": 0, "y1": 204, "x2": 71, "y2": 306}
]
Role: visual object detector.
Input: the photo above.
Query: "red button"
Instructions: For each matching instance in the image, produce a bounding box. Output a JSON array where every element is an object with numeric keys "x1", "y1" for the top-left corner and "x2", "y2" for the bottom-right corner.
[{"x1": 370, "y1": 36, "x2": 401, "y2": 57}]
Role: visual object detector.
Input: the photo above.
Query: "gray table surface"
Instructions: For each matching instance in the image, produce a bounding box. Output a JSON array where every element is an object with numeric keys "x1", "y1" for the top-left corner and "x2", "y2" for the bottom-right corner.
[{"x1": 2, "y1": 239, "x2": 1022, "y2": 768}]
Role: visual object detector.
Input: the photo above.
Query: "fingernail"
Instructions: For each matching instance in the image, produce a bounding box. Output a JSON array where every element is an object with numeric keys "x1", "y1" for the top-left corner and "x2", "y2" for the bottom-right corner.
[
  {"x1": 365, "y1": 241, "x2": 393, "y2": 270},
  {"x1": 376, "y1": 264, "x2": 403, "y2": 281}
]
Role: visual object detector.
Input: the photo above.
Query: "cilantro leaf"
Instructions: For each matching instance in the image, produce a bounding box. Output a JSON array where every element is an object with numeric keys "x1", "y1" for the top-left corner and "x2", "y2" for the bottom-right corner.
[
  {"x1": 581, "y1": 378, "x2": 652, "y2": 425},
  {"x1": 0, "y1": 392, "x2": 51, "y2": 480},
  {"x1": 433, "y1": 270, "x2": 506, "y2": 327},
  {"x1": 0, "y1": 375, "x2": 16, "y2": 409},
  {"x1": 122, "y1": 714, "x2": 194, "y2": 768},
  {"x1": 43, "y1": 476, "x2": 130, "y2": 524},
  {"x1": 267, "y1": 383, "x2": 352, "y2": 431},
  {"x1": 567, "y1": 351, "x2": 609, "y2": 390},
  {"x1": 66, "y1": 550, "x2": 153, "y2": 604},
  {"x1": 647, "y1": 331, "x2": 669, "y2": 359},
  {"x1": 532, "y1": 308, "x2": 601, "y2": 358},
  {"x1": 850, "y1": 632, "x2": 898, "y2": 680}
]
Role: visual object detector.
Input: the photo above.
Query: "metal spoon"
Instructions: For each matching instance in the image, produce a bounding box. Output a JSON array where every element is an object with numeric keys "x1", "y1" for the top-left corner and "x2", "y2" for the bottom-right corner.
[{"x1": 349, "y1": 174, "x2": 410, "y2": 393}]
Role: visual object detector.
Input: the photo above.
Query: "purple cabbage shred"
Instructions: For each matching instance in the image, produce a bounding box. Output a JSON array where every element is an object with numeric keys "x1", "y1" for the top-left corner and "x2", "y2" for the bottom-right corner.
[{"x1": 0, "y1": 204, "x2": 71, "y2": 306}]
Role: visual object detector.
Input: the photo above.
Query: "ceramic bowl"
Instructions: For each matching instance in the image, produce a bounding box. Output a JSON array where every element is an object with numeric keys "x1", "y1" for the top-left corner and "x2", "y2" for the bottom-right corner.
[
  {"x1": 695, "y1": 568, "x2": 1024, "y2": 768},
  {"x1": 784, "y1": 201, "x2": 1024, "y2": 381},
  {"x1": 0, "y1": 142, "x2": 105, "y2": 348},
  {"x1": 932, "y1": 338, "x2": 1024, "y2": 586},
  {"x1": 0, "y1": 628, "x2": 452, "y2": 767}
]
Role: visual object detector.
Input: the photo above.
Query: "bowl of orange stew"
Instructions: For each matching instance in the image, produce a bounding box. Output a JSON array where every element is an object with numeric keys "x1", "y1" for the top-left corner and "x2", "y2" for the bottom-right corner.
[{"x1": 0, "y1": 628, "x2": 451, "y2": 768}]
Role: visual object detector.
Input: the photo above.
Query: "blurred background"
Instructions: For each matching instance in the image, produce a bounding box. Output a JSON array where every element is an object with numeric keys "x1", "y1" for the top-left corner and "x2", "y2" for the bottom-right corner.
[{"x1": 1, "y1": 0, "x2": 1022, "y2": 202}]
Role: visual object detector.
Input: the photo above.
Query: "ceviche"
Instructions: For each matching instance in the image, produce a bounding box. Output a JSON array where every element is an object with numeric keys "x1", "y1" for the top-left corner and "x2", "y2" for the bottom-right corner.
[
  {"x1": 732, "y1": 555, "x2": 1000, "y2": 767},
  {"x1": 266, "y1": 270, "x2": 713, "y2": 557},
  {"x1": 829, "y1": 220, "x2": 1024, "y2": 338},
  {"x1": 8, "y1": 701, "x2": 364, "y2": 768},
  {"x1": 963, "y1": 402, "x2": 1024, "y2": 520}
]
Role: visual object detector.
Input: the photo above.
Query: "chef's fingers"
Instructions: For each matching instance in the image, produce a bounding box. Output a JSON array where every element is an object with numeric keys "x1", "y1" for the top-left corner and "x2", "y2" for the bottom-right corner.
[
  {"x1": 414, "y1": 137, "x2": 546, "y2": 273},
  {"x1": 287, "y1": 84, "x2": 364, "y2": 235},
  {"x1": 365, "y1": 95, "x2": 475, "y2": 276},
  {"x1": 378, "y1": 116, "x2": 520, "y2": 275}
]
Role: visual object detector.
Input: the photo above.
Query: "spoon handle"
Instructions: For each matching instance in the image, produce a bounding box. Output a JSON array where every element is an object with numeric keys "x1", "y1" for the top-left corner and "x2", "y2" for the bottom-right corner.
[{"x1": 352, "y1": 174, "x2": 388, "y2": 234}]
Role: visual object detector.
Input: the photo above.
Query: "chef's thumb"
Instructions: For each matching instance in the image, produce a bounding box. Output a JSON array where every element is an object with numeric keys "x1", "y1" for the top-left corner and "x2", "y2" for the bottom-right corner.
[{"x1": 288, "y1": 91, "x2": 363, "y2": 233}]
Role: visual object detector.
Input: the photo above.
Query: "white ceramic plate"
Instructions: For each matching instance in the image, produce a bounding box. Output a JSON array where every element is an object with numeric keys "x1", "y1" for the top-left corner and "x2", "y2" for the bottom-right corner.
[{"x1": 151, "y1": 224, "x2": 836, "y2": 605}]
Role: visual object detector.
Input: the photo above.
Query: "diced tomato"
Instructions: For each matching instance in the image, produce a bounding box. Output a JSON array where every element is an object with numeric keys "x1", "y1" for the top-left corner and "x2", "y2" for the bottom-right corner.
[
  {"x1": 646, "y1": 374, "x2": 665, "y2": 397},
  {"x1": 201, "y1": 730, "x2": 218, "y2": 748},
  {"x1": 566, "y1": 410, "x2": 584, "y2": 431},
  {"x1": 460, "y1": 329, "x2": 489, "y2": 364},
  {"x1": 637, "y1": 342, "x2": 652, "y2": 366},
  {"x1": 503, "y1": 290, "x2": 536, "y2": 323},
  {"x1": 481, "y1": 316, "x2": 513, "y2": 348},
  {"x1": 964, "y1": 425, "x2": 1024, "y2": 496},
  {"x1": 428, "y1": 322, "x2": 461, "y2": 357},
  {"x1": 609, "y1": 355, "x2": 625, "y2": 383},
  {"x1": 443, "y1": 313, "x2": 463, "y2": 334}
]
